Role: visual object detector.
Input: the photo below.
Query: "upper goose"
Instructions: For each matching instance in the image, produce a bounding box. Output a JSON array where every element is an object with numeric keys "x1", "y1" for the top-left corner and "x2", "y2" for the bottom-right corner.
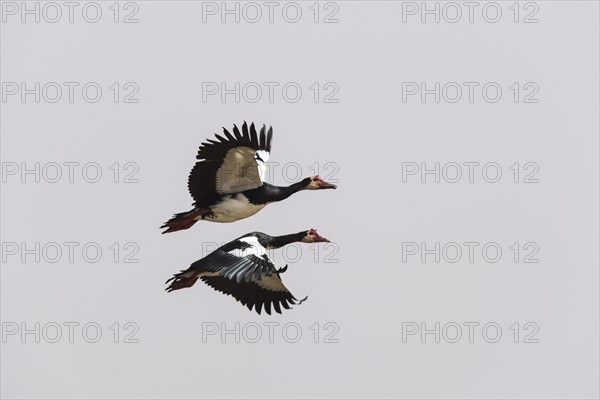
[
  {"x1": 165, "y1": 229, "x2": 330, "y2": 315},
  {"x1": 161, "y1": 122, "x2": 336, "y2": 233}
]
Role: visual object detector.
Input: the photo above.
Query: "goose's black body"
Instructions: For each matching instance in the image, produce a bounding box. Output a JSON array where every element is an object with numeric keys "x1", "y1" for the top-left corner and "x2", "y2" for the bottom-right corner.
[
  {"x1": 160, "y1": 122, "x2": 336, "y2": 233},
  {"x1": 165, "y1": 229, "x2": 330, "y2": 315}
]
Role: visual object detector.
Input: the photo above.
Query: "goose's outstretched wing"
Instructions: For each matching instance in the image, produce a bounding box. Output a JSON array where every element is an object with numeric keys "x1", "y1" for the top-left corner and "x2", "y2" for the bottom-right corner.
[
  {"x1": 188, "y1": 122, "x2": 273, "y2": 208},
  {"x1": 166, "y1": 235, "x2": 303, "y2": 315},
  {"x1": 201, "y1": 272, "x2": 303, "y2": 315}
]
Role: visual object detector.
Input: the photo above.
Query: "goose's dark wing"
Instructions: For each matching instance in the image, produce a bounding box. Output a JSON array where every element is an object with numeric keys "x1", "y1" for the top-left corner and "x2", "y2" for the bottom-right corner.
[
  {"x1": 201, "y1": 272, "x2": 302, "y2": 315},
  {"x1": 168, "y1": 235, "x2": 302, "y2": 315},
  {"x1": 188, "y1": 122, "x2": 273, "y2": 208}
]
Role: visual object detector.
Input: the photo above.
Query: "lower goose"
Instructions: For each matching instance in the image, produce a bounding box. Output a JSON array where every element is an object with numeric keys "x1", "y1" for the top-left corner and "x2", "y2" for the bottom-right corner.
[{"x1": 166, "y1": 229, "x2": 331, "y2": 314}]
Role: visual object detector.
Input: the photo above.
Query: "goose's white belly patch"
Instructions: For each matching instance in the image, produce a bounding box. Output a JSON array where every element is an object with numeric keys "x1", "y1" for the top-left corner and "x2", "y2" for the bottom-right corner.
[{"x1": 203, "y1": 194, "x2": 267, "y2": 223}]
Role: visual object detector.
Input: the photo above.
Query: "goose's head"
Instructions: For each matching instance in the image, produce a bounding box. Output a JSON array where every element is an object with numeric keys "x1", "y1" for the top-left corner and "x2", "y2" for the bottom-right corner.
[
  {"x1": 305, "y1": 175, "x2": 337, "y2": 190},
  {"x1": 301, "y1": 228, "x2": 331, "y2": 243}
]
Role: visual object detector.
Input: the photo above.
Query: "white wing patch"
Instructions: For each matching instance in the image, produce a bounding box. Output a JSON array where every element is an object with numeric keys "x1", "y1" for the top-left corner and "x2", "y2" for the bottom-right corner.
[
  {"x1": 228, "y1": 236, "x2": 267, "y2": 259},
  {"x1": 216, "y1": 147, "x2": 264, "y2": 194},
  {"x1": 224, "y1": 234, "x2": 291, "y2": 295},
  {"x1": 255, "y1": 150, "x2": 270, "y2": 182}
]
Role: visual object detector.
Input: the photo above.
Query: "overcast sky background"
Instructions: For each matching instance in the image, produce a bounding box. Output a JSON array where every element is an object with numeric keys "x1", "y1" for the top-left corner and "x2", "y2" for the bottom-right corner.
[{"x1": 1, "y1": 1, "x2": 599, "y2": 399}]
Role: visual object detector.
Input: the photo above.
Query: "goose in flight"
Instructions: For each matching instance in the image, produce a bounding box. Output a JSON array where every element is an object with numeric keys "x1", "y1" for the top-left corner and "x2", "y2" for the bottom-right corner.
[
  {"x1": 165, "y1": 229, "x2": 331, "y2": 314},
  {"x1": 161, "y1": 122, "x2": 337, "y2": 233}
]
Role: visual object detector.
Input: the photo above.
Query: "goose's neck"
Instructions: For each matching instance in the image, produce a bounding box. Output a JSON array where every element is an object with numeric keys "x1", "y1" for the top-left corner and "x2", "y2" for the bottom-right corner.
[
  {"x1": 266, "y1": 178, "x2": 310, "y2": 202},
  {"x1": 268, "y1": 232, "x2": 306, "y2": 249}
]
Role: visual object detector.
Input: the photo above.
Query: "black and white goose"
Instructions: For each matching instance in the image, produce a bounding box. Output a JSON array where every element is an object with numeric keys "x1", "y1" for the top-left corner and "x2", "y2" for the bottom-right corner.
[
  {"x1": 165, "y1": 229, "x2": 330, "y2": 315},
  {"x1": 161, "y1": 122, "x2": 337, "y2": 233}
]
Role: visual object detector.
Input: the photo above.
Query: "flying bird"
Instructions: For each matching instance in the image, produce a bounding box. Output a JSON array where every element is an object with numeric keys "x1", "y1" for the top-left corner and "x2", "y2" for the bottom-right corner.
[
  {"x1": 165, "y1": 229, "x2": 331, "y2": 315},
  {"x1": 161, "y1": 122, "x2": 337, "y2": 233}
]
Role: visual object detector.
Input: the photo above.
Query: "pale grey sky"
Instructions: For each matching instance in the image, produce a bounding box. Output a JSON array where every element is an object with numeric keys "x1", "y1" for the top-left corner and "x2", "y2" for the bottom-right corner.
[{"x1": 1, "y1": 2, "x2": 599, "y2": 399}]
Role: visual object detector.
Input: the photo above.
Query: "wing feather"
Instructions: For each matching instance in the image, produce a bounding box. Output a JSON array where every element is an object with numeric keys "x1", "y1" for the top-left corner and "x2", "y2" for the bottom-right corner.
[
  {"x1": 259, "y1": 125, "x2": 266, "y2": 150},
  {"x1": 187, "y1": 122, "x2": 273, "y2": 207}
]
